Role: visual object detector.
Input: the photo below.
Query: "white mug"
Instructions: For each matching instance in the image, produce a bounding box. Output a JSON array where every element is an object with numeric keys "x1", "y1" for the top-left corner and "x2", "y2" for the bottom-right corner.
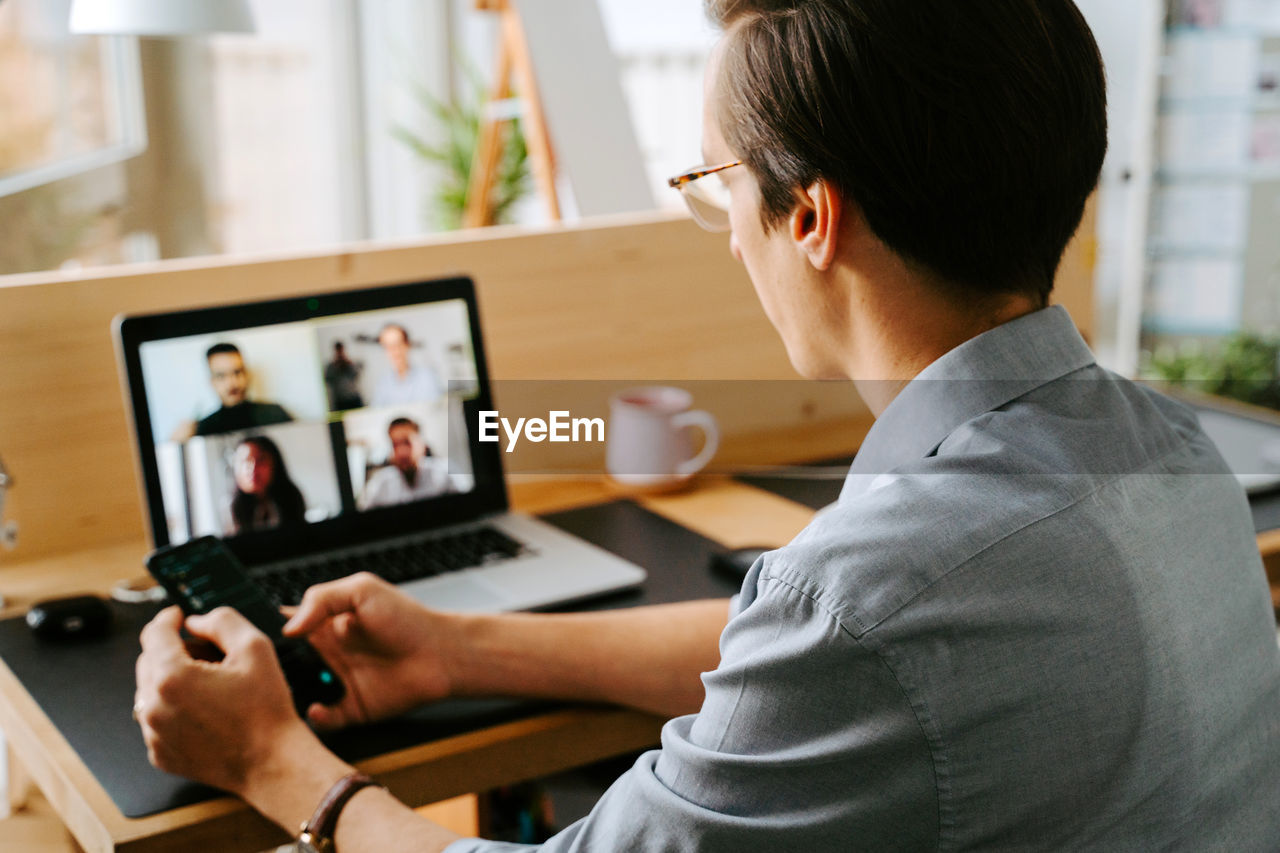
[{"x1": 606, "y1": 386, "x2": 719, "y2": 489}]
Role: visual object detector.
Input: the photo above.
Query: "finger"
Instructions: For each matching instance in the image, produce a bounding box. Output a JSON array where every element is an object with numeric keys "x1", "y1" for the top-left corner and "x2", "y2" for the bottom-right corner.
[
  {"x1": 305, "y1": 702, "x2": 349, "y2": 732},
  {"x1": 330, "y1": 611, "x2": 360, "y2": 642},
  {"x1": 184, "y1": 607, "x2": 273, "y2": 661},
  {"x1": 138, "y1": 606, "x2": 189, "y2": 659},
  {"x1": 283, "y1": 573, "x2": 379, "y2": 637}
]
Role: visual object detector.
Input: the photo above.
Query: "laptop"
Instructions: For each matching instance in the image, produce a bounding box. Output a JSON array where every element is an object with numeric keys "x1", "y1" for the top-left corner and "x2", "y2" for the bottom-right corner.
[
  {"x1": 1193, "y1": 404, "x2": 1280, "y2": 496},
  {"x1": 113, "y1": 277, "x2": 646, "y2": 612}
]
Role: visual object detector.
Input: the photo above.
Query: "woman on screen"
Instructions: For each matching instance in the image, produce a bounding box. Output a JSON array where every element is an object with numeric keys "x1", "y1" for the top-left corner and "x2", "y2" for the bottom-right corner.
[{"x1": 228, "y1": 435, "x2": 307, "y2": 534}]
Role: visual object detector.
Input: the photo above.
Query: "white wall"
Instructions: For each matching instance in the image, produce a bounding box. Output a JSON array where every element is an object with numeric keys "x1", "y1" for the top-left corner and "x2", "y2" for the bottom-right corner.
[
  {"x1": 1075, "y1": 0, "x2": 1166, "y2": 373},
  {"x1": 356, "y1": 0, "x2": 453, "y2": 239}
]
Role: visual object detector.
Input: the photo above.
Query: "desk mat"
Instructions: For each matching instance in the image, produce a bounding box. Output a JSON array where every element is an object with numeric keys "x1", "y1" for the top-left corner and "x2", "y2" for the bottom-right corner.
[
  {"x1": 0, "y1": 500, "x2": 743, "y2": 819},
  {"x1": 735, "y1": 456, "x2": 852, "y2": 512},
  {"x1": 736, "y1": 457, "x2": 1280, "y2": 534}
]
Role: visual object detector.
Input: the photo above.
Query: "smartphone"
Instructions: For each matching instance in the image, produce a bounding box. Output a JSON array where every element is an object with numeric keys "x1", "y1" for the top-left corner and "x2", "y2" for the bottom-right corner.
[{"x1": 145, "y1": 536, "x2": 345, "y2": 715}]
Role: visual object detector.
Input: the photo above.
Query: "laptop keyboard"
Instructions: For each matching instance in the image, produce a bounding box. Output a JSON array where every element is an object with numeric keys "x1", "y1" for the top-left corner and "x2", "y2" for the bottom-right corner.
[{"x1": 254, "y1": 526, "x2": 529, "y2": 606}]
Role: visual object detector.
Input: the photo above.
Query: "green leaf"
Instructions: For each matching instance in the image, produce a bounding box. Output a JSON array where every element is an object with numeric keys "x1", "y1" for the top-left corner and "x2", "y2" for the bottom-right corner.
[{"x1": 391, "y1": 51, "x2": 532, "y2": 229}]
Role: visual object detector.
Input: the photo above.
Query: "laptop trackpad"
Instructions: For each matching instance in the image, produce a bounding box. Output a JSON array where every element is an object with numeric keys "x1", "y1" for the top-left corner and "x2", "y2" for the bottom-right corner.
[{"x1": 400, "y1": 575, "x2": 510, "y2": 612}]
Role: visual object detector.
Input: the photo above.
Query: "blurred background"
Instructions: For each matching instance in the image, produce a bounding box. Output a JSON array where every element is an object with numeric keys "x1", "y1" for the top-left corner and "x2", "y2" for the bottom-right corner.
[{"x1": 1, "y1": 0, "x2": 1278, "y2": 405}]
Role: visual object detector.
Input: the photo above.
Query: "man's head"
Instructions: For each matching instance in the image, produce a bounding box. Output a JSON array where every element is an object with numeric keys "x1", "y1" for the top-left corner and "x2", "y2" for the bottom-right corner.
[
  {"x1": 387, "y1": 417, "x2": 424, "y2": 474},
  {"x1": 206, "y1": 343, "x2": 248, "y2": 408},
  {"x1": 703, "y1": 0, "x2": 1107, "y2": 309},
  {"x1": 378, "y1": 324, "x2": 411, "y2": 374}
]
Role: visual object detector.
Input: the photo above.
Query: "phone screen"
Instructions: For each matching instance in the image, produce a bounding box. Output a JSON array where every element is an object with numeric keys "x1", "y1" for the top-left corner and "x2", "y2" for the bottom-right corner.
[
  {"x1": 146, "y1": 536, "x2": 345, "y2": 714},
  {"x1": 149, "y1": 536, "x2": 286, "y2": 627}
]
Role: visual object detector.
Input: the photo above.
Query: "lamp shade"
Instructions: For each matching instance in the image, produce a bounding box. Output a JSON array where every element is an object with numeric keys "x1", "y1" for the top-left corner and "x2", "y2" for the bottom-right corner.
[{"x1": 69, "y1": 0, "x2": 255, "y2": 36}]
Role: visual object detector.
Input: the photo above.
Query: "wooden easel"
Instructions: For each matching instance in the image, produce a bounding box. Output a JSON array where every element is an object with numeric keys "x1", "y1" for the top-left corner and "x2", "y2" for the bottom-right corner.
[{"x1": 463, "y1": 0, "x2": 562, "y2": 227}]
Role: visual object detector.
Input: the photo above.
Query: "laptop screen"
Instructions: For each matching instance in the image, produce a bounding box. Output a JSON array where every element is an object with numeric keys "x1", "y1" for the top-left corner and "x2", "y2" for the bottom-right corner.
[{"x1": 115, "y1": 278, "x2": 507, "y2": 564}]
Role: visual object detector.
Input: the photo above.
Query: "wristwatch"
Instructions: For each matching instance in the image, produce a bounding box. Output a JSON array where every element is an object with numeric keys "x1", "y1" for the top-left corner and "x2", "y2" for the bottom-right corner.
[{"x1": 296, "y1": 772, "x2": 383, "y2": 853}]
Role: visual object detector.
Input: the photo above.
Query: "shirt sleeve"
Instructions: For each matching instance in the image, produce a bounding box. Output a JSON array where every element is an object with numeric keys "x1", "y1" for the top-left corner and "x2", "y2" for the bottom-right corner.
[{"x1": 444, "y1": 572, "x2": 938, "y2": 853}]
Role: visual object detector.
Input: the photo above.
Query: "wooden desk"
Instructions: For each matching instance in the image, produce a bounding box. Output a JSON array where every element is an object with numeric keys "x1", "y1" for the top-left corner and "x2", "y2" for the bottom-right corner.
[
  {"x1": 0, "y1": 476, "x2": 819, "y2": 853},
  {"x1": 5, "y1": 475, "x2": 1279, "y2": 852}
]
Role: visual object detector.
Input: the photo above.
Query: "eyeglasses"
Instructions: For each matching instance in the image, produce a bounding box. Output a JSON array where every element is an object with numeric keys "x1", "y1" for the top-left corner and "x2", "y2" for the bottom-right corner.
[{"x1": 667, "y1": 160, "x2": 741, "y2": 232}]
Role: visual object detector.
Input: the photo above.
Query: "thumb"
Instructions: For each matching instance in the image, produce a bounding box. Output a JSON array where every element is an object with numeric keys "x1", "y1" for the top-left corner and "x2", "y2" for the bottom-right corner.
[
  {"x1": 306, "y1": 701, "x2": 357, "y2": 732},
  {"x1": 139, "y1": 605, "x2": 190, "y2": 658},
  {"x1": 185, "y1": 607, "x2": 273, "y2": 661}
]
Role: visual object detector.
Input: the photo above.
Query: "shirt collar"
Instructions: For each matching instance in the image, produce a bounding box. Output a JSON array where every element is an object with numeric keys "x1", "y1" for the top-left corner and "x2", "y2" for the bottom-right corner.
[{"x1": 842, "y1": 305, "x2": 1096, "y2": 498}]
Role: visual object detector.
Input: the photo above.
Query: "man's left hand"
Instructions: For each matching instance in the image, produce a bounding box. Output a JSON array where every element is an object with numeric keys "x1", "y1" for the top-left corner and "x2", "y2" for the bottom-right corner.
[{"x1": 134, "y1": 606, "x2": 317, "y2": 796}]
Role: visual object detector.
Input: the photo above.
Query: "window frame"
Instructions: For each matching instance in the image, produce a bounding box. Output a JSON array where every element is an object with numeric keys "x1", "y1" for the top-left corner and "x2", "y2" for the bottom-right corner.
[{"x1": 0, "y1": 33, "x2": 147, "y2": 199}]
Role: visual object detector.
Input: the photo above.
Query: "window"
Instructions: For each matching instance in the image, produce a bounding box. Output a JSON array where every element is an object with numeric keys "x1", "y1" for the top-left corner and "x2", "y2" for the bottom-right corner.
[
  {"x1": 598, "y1": 0, "x2": 717, "y2": 210},
  {"x1": 0, "y1": 0, "x2": 144, "y2": 198}
]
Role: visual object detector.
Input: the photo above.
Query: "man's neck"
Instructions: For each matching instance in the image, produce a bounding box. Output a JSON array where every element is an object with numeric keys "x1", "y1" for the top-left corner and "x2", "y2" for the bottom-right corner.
[{"x1": 840, "y1": 265, "x2": 1040, "y2": 416}]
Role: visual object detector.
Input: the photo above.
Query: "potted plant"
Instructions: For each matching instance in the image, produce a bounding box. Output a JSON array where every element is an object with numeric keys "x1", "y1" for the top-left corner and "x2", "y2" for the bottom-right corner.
[{"x1": 1145, "y1": 333, "x2": 1280, "y2": 411}]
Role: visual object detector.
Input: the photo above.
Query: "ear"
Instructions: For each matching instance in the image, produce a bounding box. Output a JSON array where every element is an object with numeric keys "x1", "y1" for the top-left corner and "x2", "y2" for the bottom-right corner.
[{"x1": 788, "y1": 179, "x2": 842, "y2": 272}]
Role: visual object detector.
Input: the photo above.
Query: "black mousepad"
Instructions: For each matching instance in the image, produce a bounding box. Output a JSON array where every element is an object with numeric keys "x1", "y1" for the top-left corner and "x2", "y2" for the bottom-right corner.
[{"x1": 0, "y1": 499, "x2": 743, "y2": 819}]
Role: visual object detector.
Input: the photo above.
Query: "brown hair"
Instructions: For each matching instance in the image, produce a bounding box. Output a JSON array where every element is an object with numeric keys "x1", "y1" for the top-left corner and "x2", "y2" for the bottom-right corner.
[{"x1": 705, "y1": 0, "x2": 1107, "y2": 305}]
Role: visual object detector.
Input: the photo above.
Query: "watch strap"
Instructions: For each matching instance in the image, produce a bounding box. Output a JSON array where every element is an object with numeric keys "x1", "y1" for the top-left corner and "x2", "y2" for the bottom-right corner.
[{"x1": 299, "y1": 772, "x2": 382, "y2": 851}]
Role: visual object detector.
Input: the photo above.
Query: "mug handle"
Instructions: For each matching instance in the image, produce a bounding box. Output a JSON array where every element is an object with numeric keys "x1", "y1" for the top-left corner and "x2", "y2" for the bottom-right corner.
[{"x1": 673, "y1": 410, "x2": 720, "y2": 477}]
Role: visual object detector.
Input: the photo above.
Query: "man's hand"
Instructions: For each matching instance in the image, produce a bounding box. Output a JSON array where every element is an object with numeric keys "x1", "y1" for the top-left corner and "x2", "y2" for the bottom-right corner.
[
  {"x1": 134, "y1": 606, "x2": 327, "y2": 796},
  {"x1": 283, "y1": 573, "x2": 455, "y2": 730},
  {"x1": 283, "y1": 574, "x2": 729, "y2": 726}
]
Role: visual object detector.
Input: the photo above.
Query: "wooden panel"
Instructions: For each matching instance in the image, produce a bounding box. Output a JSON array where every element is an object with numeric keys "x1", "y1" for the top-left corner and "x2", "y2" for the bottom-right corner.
[
  {"x1": 1259, "y1": 528, "x2": 1280, "y2": 610},
  {"x1": 415, "y1": 794, "x2": 481, "y2": 838},
  {"x1": 1054, "y1": 193, "x2": 1099, "y2": 345}
]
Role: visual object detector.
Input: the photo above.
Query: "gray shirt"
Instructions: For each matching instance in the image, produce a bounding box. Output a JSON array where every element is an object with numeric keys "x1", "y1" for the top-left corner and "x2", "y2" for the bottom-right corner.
[{"x1": 448, "y1": 306, "x2": 1280, "y2": 852}]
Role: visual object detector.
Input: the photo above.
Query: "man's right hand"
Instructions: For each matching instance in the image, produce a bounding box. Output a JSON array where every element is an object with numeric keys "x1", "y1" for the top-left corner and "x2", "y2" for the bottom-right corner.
[{"x1": 282, "y1": 573, "x2": 456, "y2": 730}]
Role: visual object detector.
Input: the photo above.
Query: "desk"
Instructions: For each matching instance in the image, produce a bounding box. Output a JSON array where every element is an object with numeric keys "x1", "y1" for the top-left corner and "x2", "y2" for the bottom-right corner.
[{"x1": 0, "y1": 477, "x2": 818, "y2": 853}]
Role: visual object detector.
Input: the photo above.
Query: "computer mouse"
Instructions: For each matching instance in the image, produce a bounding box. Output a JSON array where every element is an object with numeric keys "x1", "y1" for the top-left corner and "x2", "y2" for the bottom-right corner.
[
  {"x1": 709, "y1": 546, "x2": 771, "y2": 581},
  {"x1": 26, "y1": 595, "x2": 114, "y2": 642}
]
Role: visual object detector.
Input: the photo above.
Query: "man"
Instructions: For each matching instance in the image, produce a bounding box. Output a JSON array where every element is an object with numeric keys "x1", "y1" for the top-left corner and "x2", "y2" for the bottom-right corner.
[
  {"x1": 359, "y1": 417, "x2": 455, "y2": 509},
  {"x1": 324, "y1": 340, "x2": 365, "y2": 411},
  {"x1": 134, "y1": 2, "x2": 1280, "y2": 851},
  {"x1": 183, "y1": 343, "x2": 293, "y2": 438},
  {"x1": 371, "y1": 324, "x2": 445, "y2": 407}
]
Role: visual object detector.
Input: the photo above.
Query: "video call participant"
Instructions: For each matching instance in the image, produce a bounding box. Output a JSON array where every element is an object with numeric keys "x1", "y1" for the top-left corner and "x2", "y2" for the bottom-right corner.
[
  {"x1": 135, "y1": 2, "x2": 1280, "y2": 851},
  {"x1": 228, "y1": 435, "x2": 307, "y2": 535},
  {"x1": 174, "y1": 343, "x2": 293, "y2": 439},
  {"x1": 324, "y1": 341, "x2": 365, "y2": 411},
  {"x1": 371, "y1": 324, "x2": 445, "y2": 407},
  {"x1": 359, "y1": 417, "x2": 455, "y2": 509}
]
